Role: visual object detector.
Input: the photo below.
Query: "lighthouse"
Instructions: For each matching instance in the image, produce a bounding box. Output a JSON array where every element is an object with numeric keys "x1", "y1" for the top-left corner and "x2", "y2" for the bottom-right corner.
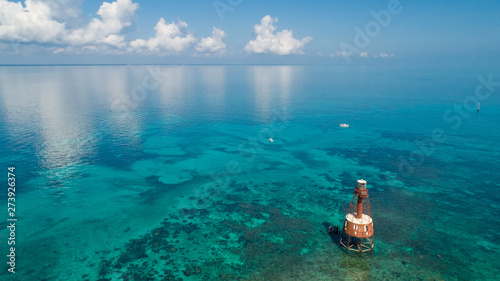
[{"x1": 340, "y1": 179, "x2": 374, "y2": 254}]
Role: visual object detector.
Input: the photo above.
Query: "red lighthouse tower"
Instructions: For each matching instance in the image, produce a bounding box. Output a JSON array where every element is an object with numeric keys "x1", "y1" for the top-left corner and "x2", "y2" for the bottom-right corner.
[{"x1": 340, "y1": 179, "x2": 374, "y2": 254}]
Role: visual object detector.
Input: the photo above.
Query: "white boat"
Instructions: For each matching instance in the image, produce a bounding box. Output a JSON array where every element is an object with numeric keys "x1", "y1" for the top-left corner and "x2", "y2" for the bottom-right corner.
[{"x1": 339, "y1": 123, "x2": 349, "y2": 128}]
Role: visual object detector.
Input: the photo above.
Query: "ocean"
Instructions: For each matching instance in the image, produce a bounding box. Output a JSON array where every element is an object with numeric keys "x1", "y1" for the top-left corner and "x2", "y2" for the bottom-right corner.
[{"x1": 0, "y1": 64, "x2": 499, "y2": 280}]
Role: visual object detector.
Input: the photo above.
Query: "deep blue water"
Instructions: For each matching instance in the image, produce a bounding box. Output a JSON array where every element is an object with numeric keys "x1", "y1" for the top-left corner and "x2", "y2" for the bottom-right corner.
[{"x1": 0, "y1": 65, "x2": 499, "y2": 280}]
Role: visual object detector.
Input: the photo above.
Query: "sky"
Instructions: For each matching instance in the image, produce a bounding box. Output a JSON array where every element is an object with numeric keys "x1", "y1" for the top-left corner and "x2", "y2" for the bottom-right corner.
[{"x1": 0, "y1": 0, "x2": 499, "y2": 65}]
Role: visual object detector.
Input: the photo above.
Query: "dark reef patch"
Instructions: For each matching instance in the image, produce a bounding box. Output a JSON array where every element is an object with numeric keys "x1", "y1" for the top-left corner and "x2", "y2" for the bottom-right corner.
[
  {"x1": 323, "y1": 145, "x2": 449, "y2": 187},
  {"x1": 94, "y1": 179, "x2": 328, "y2": 280},
  {"x1": 291, "y1": 150, "x2": 329, "y2": 168}
]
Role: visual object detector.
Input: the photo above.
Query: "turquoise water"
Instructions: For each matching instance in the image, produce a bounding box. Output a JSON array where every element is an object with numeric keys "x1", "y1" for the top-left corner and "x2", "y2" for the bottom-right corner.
[{"x1": 0, "y1": 65, "x2": 499, "y2": 280}]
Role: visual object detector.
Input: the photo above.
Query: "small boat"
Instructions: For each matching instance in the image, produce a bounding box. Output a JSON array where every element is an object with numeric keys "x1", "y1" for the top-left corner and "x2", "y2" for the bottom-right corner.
[{"x1": 339, "y1": 123, "x2": 349, "y2": 128}]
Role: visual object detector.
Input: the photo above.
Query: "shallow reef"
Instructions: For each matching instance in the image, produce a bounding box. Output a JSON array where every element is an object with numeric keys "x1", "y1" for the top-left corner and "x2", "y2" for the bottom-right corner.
[{"x1": 88, "y1": 173, "x2": 493, "y2": 281}]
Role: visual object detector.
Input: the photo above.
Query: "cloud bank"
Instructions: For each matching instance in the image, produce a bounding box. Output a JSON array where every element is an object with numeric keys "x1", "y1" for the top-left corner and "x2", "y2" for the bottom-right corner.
[
  {"x1": 331, "y1": 51, "x2": 395, "y2": 59},
  {"x1": 0, "y1": 2, "x2": 392, "y2": 58},
  {"x1": 0, "y1": 0, "x2": 225, "y2": 55},
  {"x1": 244, "y1": 15, "x2": 312, "y2": 55}
]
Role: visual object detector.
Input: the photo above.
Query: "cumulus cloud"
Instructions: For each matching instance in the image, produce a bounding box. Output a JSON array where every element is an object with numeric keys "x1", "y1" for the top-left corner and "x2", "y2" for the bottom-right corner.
[
  {"x1": 65, "y1": 0, "x2": 138, "y2": 48},
  {"x1": 195, "y1": 27, "x2": 226, "y2": 55},
  {"x1": 129, "y1": 18, "x2": 196, "y2": 54},
  {"x1": 0, "y1": 0, "x2": 137, "y2": 51},
  {"x1": 244, "y1": 15, "x2": 312, "y2": 55},
  {"x1": 360, "y1": 52, "x2": 368, "y2": 57},
  {"x1": 0, "y1": 0, "x2": 67, "y2": 43}
]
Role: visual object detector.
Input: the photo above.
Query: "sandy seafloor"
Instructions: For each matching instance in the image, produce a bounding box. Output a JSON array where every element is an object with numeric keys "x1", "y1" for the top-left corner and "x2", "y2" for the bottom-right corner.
[{"x1": 0, "y1": 65, "x2": 499, "y2": 280}]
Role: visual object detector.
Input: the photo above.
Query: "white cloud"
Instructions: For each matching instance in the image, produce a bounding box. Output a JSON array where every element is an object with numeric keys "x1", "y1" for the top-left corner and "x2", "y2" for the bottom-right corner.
[
  {"x1": 330, "y1": 51, "x2": 395, "y2": 59},
  {"x1": 129, "y1": 18, "x2": 196, "y2": 54},
  {"x1": 97, "y1": 0, "x2": 137, "y2": 25},
  {"x1": 244, "y1": 15, "x2": 312, "y2": 55},
  {"x1": 331, "y1": 51, "x2": 347, "y2": 57},
  {"x1": 0, "y1": 0, "x2": 137, "y2": 52},
  {"x1": 65, "y1": 0, "x2": 138, "y2": 48},
  {"x1": 0, "y1": 0, "x2": 67, "y2": 43},
  {"x1": 195, "y1": 27, "x2": 226, "y2": 55},
  {"x1": 372, "y1": 53, "x2": 395, "y2": 58}
]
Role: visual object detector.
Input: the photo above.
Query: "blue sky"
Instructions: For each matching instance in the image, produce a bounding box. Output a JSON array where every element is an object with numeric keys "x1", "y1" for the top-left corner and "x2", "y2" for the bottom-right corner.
[{"x1": 0, "y1": 0, "x2": 499, "y2": 64}]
